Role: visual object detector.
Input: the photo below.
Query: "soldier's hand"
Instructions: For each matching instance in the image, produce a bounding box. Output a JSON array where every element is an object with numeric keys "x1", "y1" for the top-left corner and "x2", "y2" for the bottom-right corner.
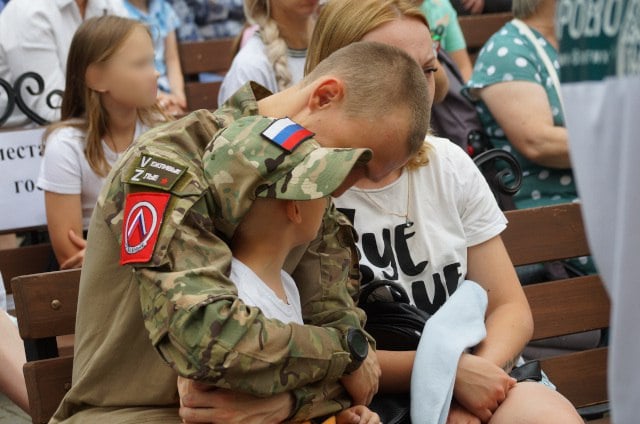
[
  {"x1": 340, "y1": 349, "x2": 381, "y2": 406},
  {"x1": 177, "y1": 376, "x2": 293, "y2": 424}
]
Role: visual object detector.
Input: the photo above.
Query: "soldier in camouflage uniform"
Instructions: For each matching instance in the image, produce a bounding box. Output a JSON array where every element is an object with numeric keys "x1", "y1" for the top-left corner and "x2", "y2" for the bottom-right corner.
[{"x1": 51, "y1": 41, "x2": 430, "y2": 423}]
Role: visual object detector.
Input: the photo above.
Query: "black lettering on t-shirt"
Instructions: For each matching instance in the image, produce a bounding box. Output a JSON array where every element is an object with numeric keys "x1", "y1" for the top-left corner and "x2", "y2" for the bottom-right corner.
[
  {"x1": 395, "y1": 222, "x2": 428, "y2": 276},
  {"x1": 361, "y1": 229, "x2": 398, "y2": 280}
]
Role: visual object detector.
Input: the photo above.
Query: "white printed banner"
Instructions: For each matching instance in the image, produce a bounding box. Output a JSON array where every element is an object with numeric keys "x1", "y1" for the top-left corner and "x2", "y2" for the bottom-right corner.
[{"x1": 0, "y1": 128, "x2": 46, "y2": 232}]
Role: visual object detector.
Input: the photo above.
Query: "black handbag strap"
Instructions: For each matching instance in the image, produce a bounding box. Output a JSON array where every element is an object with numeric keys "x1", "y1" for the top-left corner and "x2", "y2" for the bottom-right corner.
[{"x1": 359, "y1": 280, "x2": 411, "y2": 305}]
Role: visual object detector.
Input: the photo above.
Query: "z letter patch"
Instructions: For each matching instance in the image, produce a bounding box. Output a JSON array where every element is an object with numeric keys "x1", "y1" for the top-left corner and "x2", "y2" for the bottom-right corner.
[{"x1": 120, "y1": 192, "x2": 170, "y2": 265}]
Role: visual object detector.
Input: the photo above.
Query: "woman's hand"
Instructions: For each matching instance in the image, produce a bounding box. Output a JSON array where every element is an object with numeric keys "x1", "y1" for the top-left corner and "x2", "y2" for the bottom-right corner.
[
  {"x1": 177, "y1": 377, "x2": 293, "y2": 424},
  {"x1": 336, "y1": 405, "x2": 381, "y2": 424},
  {"x1": 453, "y1": 353, "x2": 516, "y2": 422},
  {"x1": 59, "y1": 229, "x2": 86, "y2": 269},
  {"x1": 447, "y1": 401, "x2": 481, "y2": 424}
]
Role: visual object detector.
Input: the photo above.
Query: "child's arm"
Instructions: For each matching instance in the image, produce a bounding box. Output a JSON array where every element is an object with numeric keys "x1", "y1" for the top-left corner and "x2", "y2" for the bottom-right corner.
[
  {"x1": 164, "y1": 30, "x2": 187, "y2": 112},
  {"x1": 44, "y1": 192, "x2": 87, "y2": 269}
]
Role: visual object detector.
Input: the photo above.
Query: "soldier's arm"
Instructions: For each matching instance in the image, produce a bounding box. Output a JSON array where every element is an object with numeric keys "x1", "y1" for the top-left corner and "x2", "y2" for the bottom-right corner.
[
  {"x1": 285, "y1": 204, "x2": 378, "y2": 420},
  {"x1": 291, "y1": 203, "x2": 368, "y2": 335},
  {"x1": 133, "y1": 195, "x2": 355, "y2": 398}
]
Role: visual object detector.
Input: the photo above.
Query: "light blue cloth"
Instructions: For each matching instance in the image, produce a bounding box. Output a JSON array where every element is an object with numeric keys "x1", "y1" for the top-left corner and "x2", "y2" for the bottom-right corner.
[{"x1": 410, "y1": 280, "x2": 488, "y2": 424}]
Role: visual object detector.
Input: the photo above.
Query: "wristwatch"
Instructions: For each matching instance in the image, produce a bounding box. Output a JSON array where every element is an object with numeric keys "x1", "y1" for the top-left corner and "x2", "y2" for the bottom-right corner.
[{"x1": 343, "y1": 328, "x2": 369, "y2": 373}]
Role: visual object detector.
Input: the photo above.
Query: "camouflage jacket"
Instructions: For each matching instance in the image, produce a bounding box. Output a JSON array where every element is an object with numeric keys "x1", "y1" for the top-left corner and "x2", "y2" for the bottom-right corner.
[{"x1": 54, "y1": 83, "x2": 366, "y2": 422}]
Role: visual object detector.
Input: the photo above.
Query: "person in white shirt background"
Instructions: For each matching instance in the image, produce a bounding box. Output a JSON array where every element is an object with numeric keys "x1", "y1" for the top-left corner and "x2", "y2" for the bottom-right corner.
[
  {"x1": 0, "y1": 0, "x2": 127, "y2": 127},
  {"x1": 218, "y1": 0, "x2": 318, "y2": 104},
  {"x1": 558, "y1": 1, "x2": 640, "y2": 422}
]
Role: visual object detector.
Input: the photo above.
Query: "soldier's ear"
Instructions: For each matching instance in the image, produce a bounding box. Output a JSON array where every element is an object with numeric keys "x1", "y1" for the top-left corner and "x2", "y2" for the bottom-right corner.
[
  {"x1": 285, "y1": 201, "x2": 303, "y2": 224},
  {"x1": 307, "y1": 77, "x2": 345, "y2": 112}
]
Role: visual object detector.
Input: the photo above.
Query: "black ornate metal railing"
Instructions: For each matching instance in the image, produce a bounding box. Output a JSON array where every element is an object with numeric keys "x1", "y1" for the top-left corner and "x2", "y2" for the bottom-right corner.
[
  {"x1": 474, "y1": 148, "x2": 523, "y2": 210},
  {"x1": 0, "y1": 72, "x2": 64, "y2": 127}
]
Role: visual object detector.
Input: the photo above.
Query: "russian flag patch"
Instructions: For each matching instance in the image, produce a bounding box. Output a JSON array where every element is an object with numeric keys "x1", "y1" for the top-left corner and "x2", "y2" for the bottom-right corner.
[{"x1": 261, "y1": 118, "x2": 315, "y2": 152}]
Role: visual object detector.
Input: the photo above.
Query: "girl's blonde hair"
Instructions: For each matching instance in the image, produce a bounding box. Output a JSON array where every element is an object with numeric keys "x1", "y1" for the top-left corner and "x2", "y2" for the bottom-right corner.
[
  {"x1": 244, "y1": 0, "x2": 292, "y2": 91},
  {"x1": 44, "y1": 16, "x2": 165, "y2": 177},
  {"x1": 305, "y1": 0, "x2": 433, "y2": 169}
]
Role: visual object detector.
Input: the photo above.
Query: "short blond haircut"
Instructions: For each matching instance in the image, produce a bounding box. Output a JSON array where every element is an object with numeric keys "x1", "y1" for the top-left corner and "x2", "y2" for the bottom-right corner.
[
  {"x1": 305, "y1": 0, "x2": 432, "y2": 169},
  {"x1": 303, "y1": 41, "x2": 429, "y2": 158}
]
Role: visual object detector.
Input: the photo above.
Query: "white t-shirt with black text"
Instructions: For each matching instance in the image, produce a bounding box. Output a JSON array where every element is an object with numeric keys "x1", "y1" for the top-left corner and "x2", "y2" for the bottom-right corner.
[{"x1": 333, "y1": 136, "x2": 506, "y2": 316}]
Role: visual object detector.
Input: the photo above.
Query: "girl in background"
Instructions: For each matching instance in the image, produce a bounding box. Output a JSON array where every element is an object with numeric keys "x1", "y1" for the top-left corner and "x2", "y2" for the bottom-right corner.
[
  {"x1": 37, "y1": 16, "x2": 166, "y2": 270},
  {"x1": 218, "y1": 0, "x2": 318, "y2": 104},
  {"x1": 124, "y1": 0, "x2": 187, "y2": 115}
]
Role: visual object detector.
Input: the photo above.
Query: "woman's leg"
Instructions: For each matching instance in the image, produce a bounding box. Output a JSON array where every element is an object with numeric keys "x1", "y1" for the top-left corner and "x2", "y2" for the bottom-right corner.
[
  {"x1": 489, "y1": 382, "x2": 583, "y2": 424},
  {"x1": 0, "y1": 310, "x2": 28, "y2": 412}
]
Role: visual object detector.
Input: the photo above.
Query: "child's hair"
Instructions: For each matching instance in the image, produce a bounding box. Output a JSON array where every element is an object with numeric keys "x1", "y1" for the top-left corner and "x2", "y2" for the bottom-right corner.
[
  {"x1": 303, "y1": 41, "x2": 430, "y2": 158},
  {"x1": 243, "y1": 0, "x2": 293, "y2": 91},
  {"x1": 44, "y1": 15, "x2": 165, "y2": 177},
  {"x1": 305, "y1": 0, "x2": 432, "y2": 169}
]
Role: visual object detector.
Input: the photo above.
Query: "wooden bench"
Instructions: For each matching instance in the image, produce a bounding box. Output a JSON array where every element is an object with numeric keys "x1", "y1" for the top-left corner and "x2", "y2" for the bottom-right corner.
[
  {"x1": 11, "y1": 204, "x2": 609, "y2": 423},
  {"x1": 11, "y1": 269, "x2": 80, "y2": 424},
  {"x1": 179, "y1": 38, "x2": 235, "y2": 111},
  {"x1": 459, "y1": 12, "x2": 512, "y2": 62},
  {"x1": 502, "y1": 203, "x2": 610, "y2": 423}
]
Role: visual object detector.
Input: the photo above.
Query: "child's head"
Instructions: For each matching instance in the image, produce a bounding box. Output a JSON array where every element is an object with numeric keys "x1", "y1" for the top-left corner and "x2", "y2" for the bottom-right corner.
[
  {"x1": 54, "y1": 16, "x2": 162, "y2": 176},
  {"x1": 234, "y1": 196, "x2": 329, "y2": 248},
  {"x1": 204, "y1": 115, "x2": 372, "y2": 241}
]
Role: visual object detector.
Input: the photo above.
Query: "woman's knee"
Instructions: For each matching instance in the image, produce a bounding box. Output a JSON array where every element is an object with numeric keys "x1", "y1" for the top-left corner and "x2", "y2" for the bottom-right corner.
[{"x1": 488, "y1": 382, "x2": 583, "y2": 424}]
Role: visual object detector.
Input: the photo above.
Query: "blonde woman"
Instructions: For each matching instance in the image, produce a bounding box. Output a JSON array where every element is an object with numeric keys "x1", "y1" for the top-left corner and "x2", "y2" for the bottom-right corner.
[
  {"x1": 309, "y1": 1, "x2": 583, "y2": 424},
  {"x1": 217, "y1": 0, "x2": 318, "y2": 104},
  {"x1": 37, "y1": 16, "x2": 166, "y2": 269}
]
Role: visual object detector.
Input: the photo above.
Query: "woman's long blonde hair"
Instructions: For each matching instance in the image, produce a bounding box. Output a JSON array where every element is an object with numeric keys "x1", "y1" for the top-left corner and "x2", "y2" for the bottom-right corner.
[
  {"x1": 306, "y1": 0, "x2": 432, "y2": 169},
  {"x1": 44, "y1": 16, "x2": 165, "y2": 177},
  {"x1": 244, "y1": 0, "x2": 293, "y2": 91}
]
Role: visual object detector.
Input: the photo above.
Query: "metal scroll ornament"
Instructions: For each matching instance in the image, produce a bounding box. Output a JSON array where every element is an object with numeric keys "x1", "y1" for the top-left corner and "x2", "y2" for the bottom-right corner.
[
  {"x1": 0, "y1": 72, "x2": 63, "y2": 126},
  {"x1": 473, "y1": 148, "x2": 523, "y2": 210}
]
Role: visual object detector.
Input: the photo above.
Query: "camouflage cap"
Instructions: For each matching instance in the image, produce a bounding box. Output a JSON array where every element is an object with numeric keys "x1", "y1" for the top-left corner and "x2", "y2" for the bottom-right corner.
[{"x1": 203, "y1": 115, "x2": 372, "y2": 239}]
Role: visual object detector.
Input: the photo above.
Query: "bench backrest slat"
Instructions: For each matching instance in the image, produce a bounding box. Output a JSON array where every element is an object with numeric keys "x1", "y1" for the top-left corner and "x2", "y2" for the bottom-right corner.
[
  {"x1": 502, "y1": 204, "x2": 591, "y2": 266},
  {"x1": 179, "y1": 38, "x2": 235, "y2": 111},
  {"x1": 23, "y1": 356, "x2": 73, "y2": 424},
  {"x1": 539, "y1": 347, "x2": 608, "y2": 408},
  {"x1": 179, "y1": 38, "x2": 234, "y2": 75},
  {"x1": 459, "y1": 12, "x2": 513, "y2": 62},
  {"x1": 524, "y1": 275, "x2": 610, "y2": 341},
  {"x1": 0, "y1": 243, "x2": 53, "y2": 295},
  {"x1": 11, "y1": 269, "x2": 80, "y2": 340}
]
